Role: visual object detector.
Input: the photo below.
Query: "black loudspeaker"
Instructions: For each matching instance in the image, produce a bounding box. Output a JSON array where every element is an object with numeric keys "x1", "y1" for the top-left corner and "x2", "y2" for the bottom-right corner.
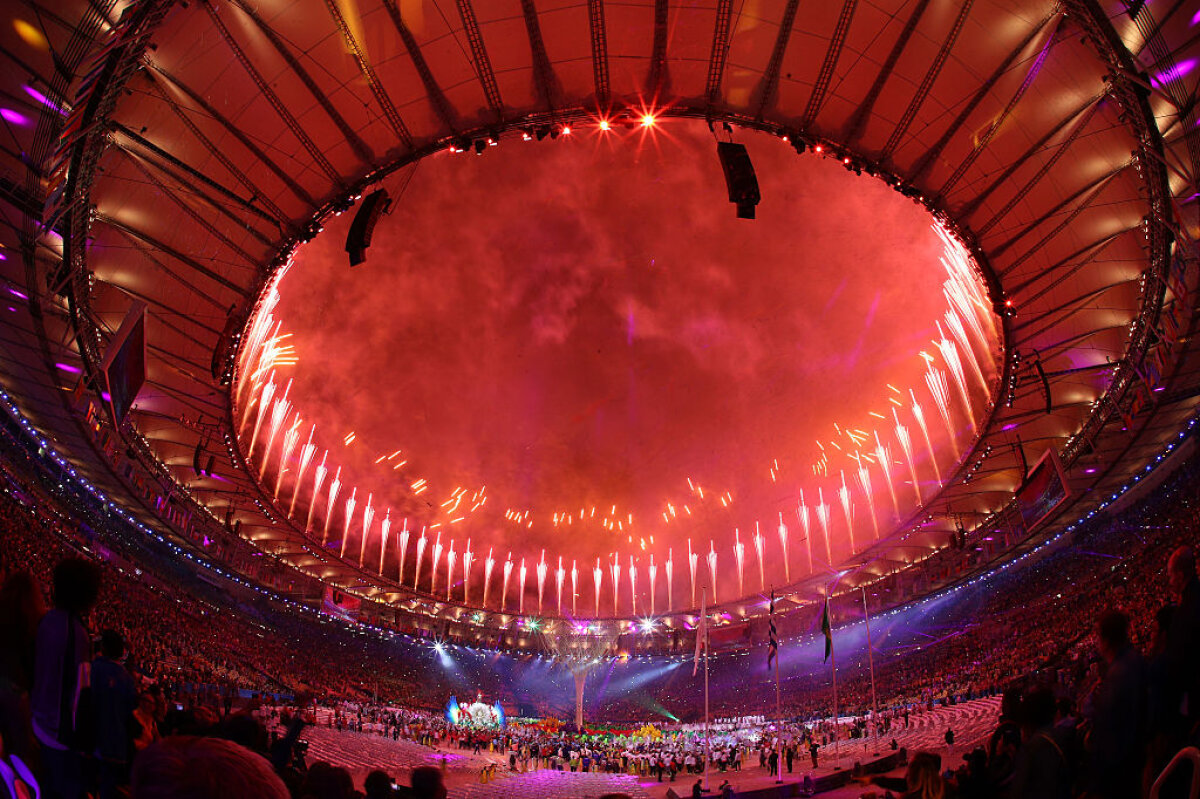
[
  {"x1": 716, "y1": 142, "x2": 761, "y2": 219},
  {"x1": 203, "y1": 455, "x2": 215, "y2": 477},
  {"x1": 345, "y1": 189, "x2": 391, "y2": 267},
  {"x1": 193, "y1": 441, "x2": 204, "y2": 476}
]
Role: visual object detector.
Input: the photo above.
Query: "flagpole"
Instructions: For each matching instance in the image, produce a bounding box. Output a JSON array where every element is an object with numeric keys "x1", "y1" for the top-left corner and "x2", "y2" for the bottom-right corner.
[
  {"x1": 862, "y1": 585, "x2": 879, "y2": 755},
  {"x1": 704, "y1": 589, "x2": 711, "y2": 793},
  {"x1": 829, "y1": 592, "x2": 840, "y2": 770},
  {"x1": 772, "y1": 588, "x2": 782, "y2": 784}
]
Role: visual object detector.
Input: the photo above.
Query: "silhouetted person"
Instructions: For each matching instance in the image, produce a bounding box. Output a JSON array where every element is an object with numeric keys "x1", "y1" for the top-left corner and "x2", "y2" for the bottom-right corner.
[
  {"x1": 1085, "y1": 610, "x2": 1146, "y2": 799},
  {"x1": 131, "y1": 736, "x2": 289, "y2": 799},
  {"x1": 409, "y1": 765, "x2": 446, "y2": 799},
  {"x1": 1011, "y1": 686, "x2": 1071, "y2": 799},
  {"x1": 0, "y1": 569, "x2": 45, "y2": 767},
  {"x1": 30, "y1": 558, "x2": 101, "y2": 799},
  {"x1": 91, "y1": 630, "x2": 136, "y2": 799},
  {"x1": 1166, "y1": 546, "x2": 1200, "y2": 736}
]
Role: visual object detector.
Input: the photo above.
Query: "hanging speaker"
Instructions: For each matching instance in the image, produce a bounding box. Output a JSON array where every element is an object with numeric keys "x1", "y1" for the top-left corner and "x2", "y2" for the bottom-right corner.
[
  {"x1": 716, "y1": 142, "x2": 761, "y2": 219},
  {"x1": 345, "y1": 189, "x2": 391, "y2": 267}
]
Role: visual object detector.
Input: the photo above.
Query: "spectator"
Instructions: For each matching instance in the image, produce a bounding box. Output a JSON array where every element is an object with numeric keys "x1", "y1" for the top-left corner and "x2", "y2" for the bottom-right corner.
[
  {"x1": 91, "y1": 630, "x2": 136, "y2": 799},
  {"x1": 1010, "y1": 686, "x2": 1071, "y2": 799},
  {"x1": 408, "y1": 765, "x2": 446, "y2": 799},
  {"x1": 0, "y1": 569, "x2": 45, "y2": 767},
  {"x1": 130, "y1": 735, "x2": 288, "y2": 799},
  {"x1": 364, "y1": 769, "x2": 396, "y2": 799},
  {"x1": 30, "y1": 557, "x2": 101, "y2": 799},
  {"x1": 1083, "y1": 610, "x2": 1146, "y2": 799},
  {"x1": 1165, "y1": 546, "x2": 1200, "y2": 737}
]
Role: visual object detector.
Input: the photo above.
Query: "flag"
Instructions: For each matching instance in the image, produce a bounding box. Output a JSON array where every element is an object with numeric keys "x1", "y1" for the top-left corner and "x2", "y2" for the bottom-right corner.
[
  {"x1": 767, "y1": 590, "x2": 779, "y2": 668},
  {"x1": 693, "y1": 587, "x2": 707, "y2": 676},
  {"x1": 820, "y1": 597, "x2": 832, "y2": 663}
]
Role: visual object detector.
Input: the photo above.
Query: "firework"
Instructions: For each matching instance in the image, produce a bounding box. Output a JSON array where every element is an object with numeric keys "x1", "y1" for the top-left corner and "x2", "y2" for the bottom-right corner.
[
  {"x1": 665, "y1": 549, "x2": 674, "y2": 610},
  {"x1": 321, "y1": 466, "x2": 341, "y2": 545},
  {"x1": 397, "y1": 519, "x2": 409, "y2": 584},
  {"x1": 247, "y1": 375, "x2": 274, "y2": 454},
  {"x1": 536, "y1": 551, "x2": 548, "y2": 615},
  {"x1": 339, "y1": 488, "x2": 357, "y2": 558},
  {"x1": 502, "y1": 555, "x2": 513, "y2": 612},
  {"x1": 414, "y1": 529, "x2": 428, "y2": 591},
  {"x1": 462, "y1": 540, "x2": 473, "y2": 604},
  {"x1": 358, "y1": 494, "x2": 373, "y2": 566},
  {"x1": 593, "y1": 558, "x2": 602, "y2": 617},
  {"x1": 274, "y1": 417, "x2": 301, "y2": 496},
  {"x1": 571, "y1": 559, "x2": 578, "y2": 617},
  {"x1": 816, "y1": 489, "x2": 832, "y2": 564},
  {"x1": 857, "y1": 464, "x2": 879, "y2": 540},
  {"x1": 754, "y1": 523, "x2": 766, "y2": 591},
  {"x1": 305, "y1": 453, "x2": 327, "y2": 533},
  {"x1": 289, "y1": 427, "x2": 316, "y2": 517},
  {"x1": 946, "y1": 308, "x2": 989, "y2": 395},
  {"x1": 629, "y1": 556, "x2": 638, "y2": 615},
  {"x1": 912, "y1": 388, "x2": 945, "y2": 486},
  {"x1": 446, "y1": 541, "x2": 457, "y2": 601},
  {"x1": 688, "y1": 539, "x2": 698, "y2": 608},
  {"x1": 707, "y1": 541, "x2": 718, "y2": 603},
  {"x1": 936, "y1": 322, "x2": 976, "y2": 431},
  {"x1": 611, "y1": 556, "x2": 621, "y2": 616},
  {"x1": 648, "y1": 555, "x2": 657, "y2": 616},
  {"x1": 893, "y1": 410, "x2": 921, "y2": 505},
  {"x1": 733, "y1": 529, "x2": 745, "y2": 598},
  {"x1": 259, "y1": 386, "x2": 291, "y2": 478},
  {"x1": 378, "y1": 511, "x2": 391, "y2": 574},
  {"x1": 838, "y1": 471, "x2": 855, "y2": 553},
  {"x1": 797, "y1": 491, "x2": 812, "y2": 574},
  {"x1": 518, "y1": 558, "x2": 527, "y2": 615},
  {"x1": 483, "y1": 547, "x2": 495, "y2": 608},
  {"x1": 777, "y1": 513, "x2": 789, "y2": 583},
  {"x1": 925, "y1": 366, "x2": 957, "y2": 453},
  {"x1": 431, "y1": 531, "x2": 444, "y2": 594},
  {"x1": 873, "y1": 432, "x2": 899, "y2": 520},
  {"x1": 556, "y1": 557, "x2": 565, "y2": 614}
]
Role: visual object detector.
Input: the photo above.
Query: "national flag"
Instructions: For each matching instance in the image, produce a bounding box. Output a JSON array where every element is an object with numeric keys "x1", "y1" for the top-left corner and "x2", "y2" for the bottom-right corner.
[
  {"x1": 820, "y1": 597, "x2": 832, "y2": 663},
  {"x1": 767, "y1": 590, "x2": 779, "y2": 668},
  {"x1": 693, "y1": 587, "x2": 707, "y2": 676}
]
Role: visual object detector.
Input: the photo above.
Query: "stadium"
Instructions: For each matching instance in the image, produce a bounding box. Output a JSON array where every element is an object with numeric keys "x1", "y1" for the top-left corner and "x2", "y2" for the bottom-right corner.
[{"x1": 0, "y1": 0, "x2": 1197, "y2": 797}]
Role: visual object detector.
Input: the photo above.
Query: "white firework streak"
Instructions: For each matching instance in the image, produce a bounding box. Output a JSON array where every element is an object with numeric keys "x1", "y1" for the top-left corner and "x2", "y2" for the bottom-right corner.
[
  {"x1": 397, "y1": 519, "x2": 410, "y2": 585},
  {"x1": 414, "y1": 531, "x2": 428, "y2": 592},
  {"x1": 777, "y1": 513, "x2": 790, "y2": 583},
  {"x1": 910, "y1": 391, "x2": 943, "y2": 486},
  {"x1": 482, "y1": 547, "x2": 494, "y2": 608},
  {"x1": 306, "y1": 453, "x2": 327, "y2": 533},
  {"x1": 339, "y1": 488, "x2": 357, "y2": 559},
  {"x1": 628, "y1": 557, "x2": 638, "y2": 616},
  {"x1": 536, "y1": 551, "x2": 548, "y2": 614},
  {"x1": 688, "y1": 540, "x2": 699, "y2": 608},
  {"x1": 733, "y1": 529, "x2": 745, "y2": 598},
  {"x1": 274, "y1": 417, "x2": 302, "y2": 496},
  {"x1": 648, "y1": 555, "x2": 657, "y2": 616},
  {"x1": 556, "y1": 557, "x2": 565, "y2": 615},
  {"x1": 431, "y1": 532, "x2": 443, "y2": 594},
  {"x1": 593, "y1": 558, "x2": 603, "y2": 617},
  {"x1": 610, "y1": 556, "x2": 621, "y2": 616},
  {"x1": 247, "y1": 376, "x2": 275, "y2": 454},
  {"x1": 874, "y1": 432, "x2": 900, "y2": 520},
  {"x1": 518, "y1": 558, "x2": 527, "y2": 615},
  {"x1": 665, "y1": 550, "x2": 674, "y2": 611},
  {"x1": 358, "y1": 495, "x2": 373, "y2": 566},
  {"x1": 944, "y1": 278, "x2": 989, "y2": 352},
  {"x1": 893, "y1": 409, "x2": 922, "y2": 505},
  {"x1": 321, "y1": 467, "x2": 341, "y2": 545},
  {"x1": 378, "y1": 511, "x2": 391, "y2": 574},
  {"x1": 816, "y1": 489, "x2": 833, "y2": 565},
  {"x1": 936, "y1": 323, "x2": 976, "y2": 432},
  {"x1": 755, "y1": 523, "x2": 766, "y2": 591},
  {"x1": 289, "y1": 427, "x2": 316, "y2": 517},
  {"x1": 571, "y1": 560, "x2": 578, "y2": 617},
  {"x1": 462, "y1": 541, "x2": 473, "y2": 604},
  {"x1": 946, "y1": 308, "x2": 990, "y2": 395},
  {"x1": 796, "y1": 491, "x2": 812, "y2": 574},
  {"x1": 856, "y1": 463, "x2": 879, "y2": 540},
  {"x1": 707, "y1": 541, "x2": 719, "y2": 603},
  {"x1": 259, "y1": 385, "x2": 291, "y2": 478},
  {"x1": 924, "y1": 369, "x2": 958, "y2": 453},
  {"x1": 445, "y1": 542, "x2": 456, "y2": 601},
  {"x1": 501, "y1": 555, "x2": 513, "y2": 612},
  {"x1": 839, "y1": 471, "x2": 856, "y2": 553}
]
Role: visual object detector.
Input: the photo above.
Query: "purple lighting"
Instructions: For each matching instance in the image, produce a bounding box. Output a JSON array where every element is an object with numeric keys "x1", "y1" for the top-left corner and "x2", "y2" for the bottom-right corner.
[
  {"x1": 0, "y1": 108, "x2": 29, "y2": 126},
  {"x1": 55, "y1": 362, "x2": 82, "y2": 374},
  {"x1": 1152, "y1": 59, "x2": 1196, "y2": 87},
  {"x1": 8, "y1": 287, "x2": 28, "y2": 301},
  {"x1": 1001, "y1": 422, "x2": 1019, "y2": 431},
  {"x1": 1084, "y1": 467, "x2": 1097, "y2": 474}
]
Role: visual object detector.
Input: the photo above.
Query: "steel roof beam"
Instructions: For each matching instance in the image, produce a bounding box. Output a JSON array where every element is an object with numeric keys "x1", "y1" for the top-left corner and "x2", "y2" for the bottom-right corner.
[
  {"x1": 383, "y1": 0, "x2": 459, "y2": 133},
  {"x1": 587, "y1": 0, "x2": 610, "y2": 106},
  {"x1": 455, "y1": 0, "x2": 505, "y2": 118},
  {"x1": 801, "y1": 0, "x2": 856, "y2": 128},
  {"x1": 752, "y1": 0, "x2": 801, "y2": 121},
  {"x1": 842, "y1": 0, "x2": 932, "y2": 145}
]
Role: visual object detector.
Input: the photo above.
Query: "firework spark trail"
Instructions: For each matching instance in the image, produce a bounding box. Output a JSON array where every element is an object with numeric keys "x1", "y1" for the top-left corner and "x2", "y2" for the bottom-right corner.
[
  {"x1": 536, "y1": 551, "x2": 547, "y2": 614},
  {"x1": 339, "y1": 488, "x2": 357, "y2": 558},
  {"x1": 306, "y1": 454, "x2": 327, "y2": 533},
  {"x1": 321, "y1": 467, "x2": 341, "y2": 545},
  {"x1": 754, "y1": 523, "x2": 766, "y2": 592},
  {"x1": 629, "y1": 557, "x2": 638, "y2": 615},
  {"x1": 946, "y1": 309, "x2": 989, "y2": 395},
  {"x1": 414, "y1": 530, "x2": 428, "y2": 592},
  {"x1": 274, "y1": 417, "x2": 301, "y2": 496},
  {"x1": 688, "y1": 539, "x2": 698, "y2": 608},
  {"x1": 248, "y1": 376, "x2": 275, "y2": 453},
  {"x1": 936, "y1": 324, "x2": 976, "y2": 432},
  {"x1": 429, "y1": 527, "x2": 444, "y2": 590},
  {"x1": 610, "y1": 556, "x2": 621, "y2": 616},
  {"x1": 924, "y1": 368, "x2": 957, "y2": 455},
  {"x1": 707, "y1": 541, "x2": 718, "y2": 603},
  {"x1": 259, "y1": 385, "x2": 291, "y2": 478},
  {"x1": 796, "y1": 492, "x2": 812, "y2": 574},
  {"x1": 838, "y1": 471, "x2": 856, "y2": 553},
  {"x1": 593, "y1": 558, "x2": 603, "y2": 617},
  {"x1": 733, "y1": 529, "x2": 745, "y2": 598},
  {"x1": 944, "y1": 278, "x2": 989, "y2": 351},
  {"x1": 358, "y1": 495, "x2": 373, "y2": 566},
  {"x1": 483, "y1": 547, "x2": 494, "y2": 608},
  {"x1": 397, "y1": 519, "x2": 409, "y2": 584},
  {"x1": 776, "y1": 513, "x2": 789, "y2": 583},
  {"x1": 463, "y1": 541, "x2": 474, "y2": 604},
  {"x1": 910, "y1": 391, "x2": 942, "y2": 486},
  {"x1": 556, "y1": 557, "x2": 565, "y2": 614},
  {"x1": 290, "y1": 428, "x2": 316, "y2": 517},
  {"x1": 893, "y1": 410, "x2": 921, "y2": 504},
  {"x1": 445, "y1": 542, "x2": 457, "y2": 601},
  {"x1": 648, "y1": 555, "x2": 657, "y2": 616},
  {"x1": 378, "y1": 511, "x2": 391, "y2": 574},
  {"x1": 519, "y1": 558, "x2": 527, "y2": 615},
  {"x1": 502, "y1": 555, "x2": 513, "y2": 612},
  {"x1": 665, "y1": 550, "x2": 674, "y2": 610},
  {"x1": 571, "y1": 560, "x2": 579, "y2": 617},
  {"x1": 856, "y1": 464, "x2": 879, "y2": 540},
  {"x1": 873, "y1": 432, "x2": 900, "y2": 520},
  {"x1": 816, "y1": 488, "x2": 832, "y2": 565}
]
